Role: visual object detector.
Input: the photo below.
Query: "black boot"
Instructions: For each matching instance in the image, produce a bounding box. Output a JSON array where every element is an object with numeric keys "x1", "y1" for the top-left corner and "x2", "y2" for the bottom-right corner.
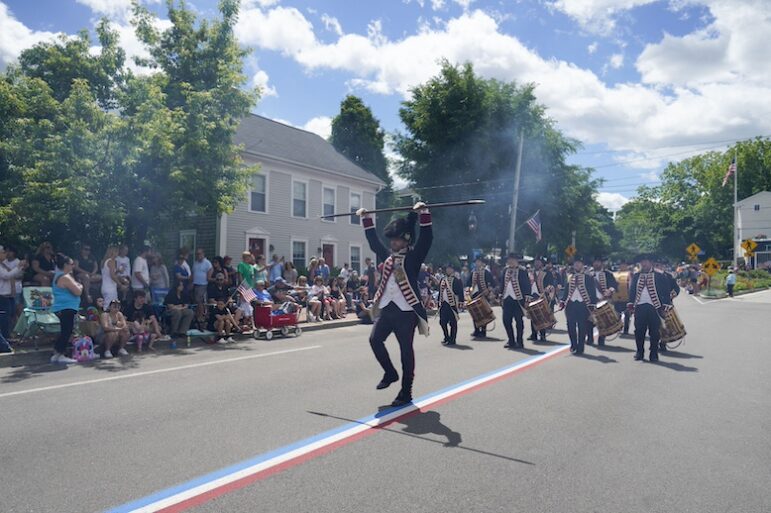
[
  {"x1": 658, "y1": 342, "x2": 667, "y2": 352},
  {"x1": 376, "y1": 373, "x2": 399, "y2": 390},
  {"x1": 504, "y1": 340, "x2": 515, "y2": 349},
  {"x1": 527, "y1": 333, "x2": 537, "y2": 341},
  {"x1": 649, "y1": 351, "x2": 659, "y2": 362},
  {"x1": 634, "y1": 352, "x2": 644, "y2": 361},
  {"x1": 391, "y1": 383, "x2": 413, "y2": 407}
]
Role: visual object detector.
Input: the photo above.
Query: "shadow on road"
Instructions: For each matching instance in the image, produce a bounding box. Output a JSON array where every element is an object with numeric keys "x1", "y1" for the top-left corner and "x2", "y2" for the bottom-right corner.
[
  {"x1": 1, "y1": 363, "x2": 68, "y2": 384},
  {"x1": 510, "y1": 347, "x2": 544, "y2": 356},
  {"x1": 574, "y1": 352, "x2": 617, "y2": 364},
  {"x1": 662, "y1": 350, "x2": 703, "y2": 359},
  {"x1": 651, "y1": 360, "x2": 699, "y2": 372},
  {"x1": 470, "y1": 336, "x2": 505, "y2": 342},
  {"x1": 595, "y1": 344, "x2": 635, "y2": 353},
  {"x1": 307, "y1": 409, "x2": 535, "y2": 466},
  {"x1": 444, "y1": 344, "x2": 474, "y2": 350}
]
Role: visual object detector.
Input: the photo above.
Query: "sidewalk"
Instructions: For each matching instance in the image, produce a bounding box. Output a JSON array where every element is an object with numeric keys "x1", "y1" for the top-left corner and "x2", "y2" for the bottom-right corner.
[{"x1": 0, "y1": 316, "x2": 363, "y2": 369}]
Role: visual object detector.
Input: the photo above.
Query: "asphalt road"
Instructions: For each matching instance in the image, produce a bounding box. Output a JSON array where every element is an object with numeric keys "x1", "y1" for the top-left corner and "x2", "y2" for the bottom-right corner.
[{"x1": 1, "y1": 290, "x2": 769, "y2": 513}]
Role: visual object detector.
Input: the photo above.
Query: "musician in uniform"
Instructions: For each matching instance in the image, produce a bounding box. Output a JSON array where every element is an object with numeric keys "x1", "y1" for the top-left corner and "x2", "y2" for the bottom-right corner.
[
  {"x1": 467, "y1": 256, "x2": 494, "y2": 338},
  {"x1": 359, "y1": 203, "x2": 432, "y2": 406},
  {"x1": 587, "y1": 256, "x2": 618, "y2": 346},
  {"x1": 627, "y1": 253, "x2": 675, "y2": 362},
  {"x1": 612, "y1": 261, "x2": 634, "y2": 335},
  {"x1": 500, "y1": 253, "x2": 532, "y2": 349},
  {"x1": 559, "y1": 256, "x2": 597, "y2": 355},
  {"x1": 528, "y1": 257, "x2": 554, "y2": 342},
  {"x1": 654, "y1": 256, "x2": 680, "y2": 353},
  {"x1": 438, "y1": 263, "x2": 464, "y2": 346}
]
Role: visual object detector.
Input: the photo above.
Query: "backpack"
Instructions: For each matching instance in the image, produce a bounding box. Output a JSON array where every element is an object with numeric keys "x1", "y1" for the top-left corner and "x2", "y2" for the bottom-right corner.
[{"x1": 71, "y1": 336, "x2": 96, "y2": 362}]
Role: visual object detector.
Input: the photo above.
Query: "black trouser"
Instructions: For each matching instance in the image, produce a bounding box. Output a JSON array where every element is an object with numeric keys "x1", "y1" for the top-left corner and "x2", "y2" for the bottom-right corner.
[
  {"x1": 634, "y1": 304, "x2": 661, "y2": 357},
  {"x1": 0, "y1": 296, "x2": 14, "y2": 339},
  {"x1": 502, "y1": 296, "x2": 524, "y2": 345},
  {"x1": 614, "y1": 302, "x2": 631, "y2": 334},
  {"x1": 439, "y1": 302, "x2": 457, "y2": 343},
  {"x1": 471, "y1": 292, "x2": 487, "y2": 336},
  {"x1": 566, "y1": 301, "x2": 589, "y2": 353},
  {"x1": 369, "y1": 303, "x2": 418, "y2": 391},
  {"x1": 55, "y1": 309, "x2": 77, "y2": 355},
  {"x1": 727, "y1": 284, "x2": 734, "y2": 297}
]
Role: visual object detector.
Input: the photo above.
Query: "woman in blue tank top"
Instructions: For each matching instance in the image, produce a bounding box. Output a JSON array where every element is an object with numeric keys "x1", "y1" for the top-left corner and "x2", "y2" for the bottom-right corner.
[{"x1": 51, "y1": 253, "x2": 83, "y2": 364}]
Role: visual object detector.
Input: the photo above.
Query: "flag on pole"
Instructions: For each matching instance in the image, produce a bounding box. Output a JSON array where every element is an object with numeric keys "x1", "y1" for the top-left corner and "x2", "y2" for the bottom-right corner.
[
  {"x1": 722, "y1": 157, "x2": 737, "y2": 187},
  {"x1": 526, "y1": 210, "x2": 542, "y2": 242},
  {"x1": 237, "y1": 282, "x2": 257, "y2": 303}
]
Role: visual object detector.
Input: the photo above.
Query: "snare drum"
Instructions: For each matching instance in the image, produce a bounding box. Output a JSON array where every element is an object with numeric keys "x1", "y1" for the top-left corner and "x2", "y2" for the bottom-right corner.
[
  {"x1": 660, "y1": 306, "x2": 686, "y2": 344},
  {"x1": 526, "y1": 297, "x2": 556, "y2": 332},
  {"x1": 594, "y1": 300, "x2": 623, "y2": 337},
  {"x1": 467, "y1": 296, "x2": 495, "y2": 329}
]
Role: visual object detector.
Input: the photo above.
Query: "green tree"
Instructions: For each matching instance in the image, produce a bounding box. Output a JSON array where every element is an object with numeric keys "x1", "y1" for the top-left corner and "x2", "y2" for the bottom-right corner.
[
  {"x1": 396, "y1": 61, "x2": 610, "y2": 262},
  {"x1": 330, "y1": 95, "x2": 393, "y2": 210},
  {"x1": 615, "y1": 138, "x2": 771, "y2": 260}
]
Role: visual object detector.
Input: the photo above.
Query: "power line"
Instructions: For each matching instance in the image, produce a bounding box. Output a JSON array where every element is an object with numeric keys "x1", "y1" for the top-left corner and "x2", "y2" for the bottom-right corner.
[{"x1": 571, "y1": 134, "x2": 770, "y2": 157}]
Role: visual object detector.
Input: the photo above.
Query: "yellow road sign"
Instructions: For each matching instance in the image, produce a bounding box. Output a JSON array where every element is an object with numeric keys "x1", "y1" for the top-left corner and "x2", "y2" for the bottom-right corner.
[
  {"x1": 686, "y1": 243, "x2": 701, "y2": 256},
  {"x1": 565, "y1": 245, "x2": 576, "y2": 257},
  {"x1": 703, "y1": 257, "x2": 721, "y2": 277},
  {"x1": 741, "y1": 239, "x2": 758, "y2": 253}
]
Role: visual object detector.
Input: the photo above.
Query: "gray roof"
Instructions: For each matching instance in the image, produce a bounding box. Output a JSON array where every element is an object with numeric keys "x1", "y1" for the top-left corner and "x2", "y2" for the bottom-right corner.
[{"x1": 234, "y1": 114, "x2": 385, "y2": 186}]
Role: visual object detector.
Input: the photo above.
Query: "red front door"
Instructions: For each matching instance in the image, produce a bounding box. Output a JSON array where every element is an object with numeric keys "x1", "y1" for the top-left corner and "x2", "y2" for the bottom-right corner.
[{"x1": 322, "y1": 244, "x2": 334, "y2": 268}]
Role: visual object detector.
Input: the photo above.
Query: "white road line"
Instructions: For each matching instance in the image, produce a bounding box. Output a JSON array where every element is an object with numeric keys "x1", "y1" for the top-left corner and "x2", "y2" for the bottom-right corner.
[
  {"x1": 691, "y1": 295, "x2": 707, "y2": 305},
  {"x1": 0, "y1": 346, "x2": 322, "y2": 399}
]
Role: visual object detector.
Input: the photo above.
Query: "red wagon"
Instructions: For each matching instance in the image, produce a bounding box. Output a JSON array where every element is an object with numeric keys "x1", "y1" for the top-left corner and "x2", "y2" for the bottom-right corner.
[{"x1": 252, "y1": 305, "x2": 302, "y2": 340}]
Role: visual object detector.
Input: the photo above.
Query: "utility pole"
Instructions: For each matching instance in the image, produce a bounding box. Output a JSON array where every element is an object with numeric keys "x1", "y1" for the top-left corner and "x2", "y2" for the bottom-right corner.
[
  {"x1": 508, "y1": 130, "x2": 525, "y2": 254},
  {"x1": 733, "y1": 149, "x2": 738, "y2": 268}
]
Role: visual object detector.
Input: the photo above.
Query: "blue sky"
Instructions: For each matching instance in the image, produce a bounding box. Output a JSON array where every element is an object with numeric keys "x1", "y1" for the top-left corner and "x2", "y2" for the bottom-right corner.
[{"x1": 2, "y1": 0, "x2": 769, "y2": 210}]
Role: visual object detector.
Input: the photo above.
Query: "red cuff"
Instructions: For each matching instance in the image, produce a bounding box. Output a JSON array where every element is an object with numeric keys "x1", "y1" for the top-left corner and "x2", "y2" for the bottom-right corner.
[
  {"x1": 419, "y1": 213, "x2": 431, "y2": 226},
  {"x1": 363, "y1": 217, "x2": 375, "y2": 229}
]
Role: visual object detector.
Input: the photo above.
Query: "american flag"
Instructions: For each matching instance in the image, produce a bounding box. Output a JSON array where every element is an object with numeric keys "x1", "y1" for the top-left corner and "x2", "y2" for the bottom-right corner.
[
  {"x1": 237, "y1": 283, "x2": 257, "y2": 303},
  {"x1": 526, "y1": 210, "x2": 542, "y2": 242},
  {"x1": 722, "y1": 157, "x2": 737, "y2": 187}
]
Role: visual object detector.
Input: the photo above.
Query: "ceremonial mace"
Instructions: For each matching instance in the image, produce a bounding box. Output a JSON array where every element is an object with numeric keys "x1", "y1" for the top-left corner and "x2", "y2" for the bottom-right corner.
[{"x1": 319, "y1": 199, "x2": 486, "y2": 219}]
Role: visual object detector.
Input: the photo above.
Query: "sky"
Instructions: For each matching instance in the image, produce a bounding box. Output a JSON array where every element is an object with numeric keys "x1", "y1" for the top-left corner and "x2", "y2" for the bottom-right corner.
[{"x1": 2, "y1": 0, "x2": 770, "y2": 211}]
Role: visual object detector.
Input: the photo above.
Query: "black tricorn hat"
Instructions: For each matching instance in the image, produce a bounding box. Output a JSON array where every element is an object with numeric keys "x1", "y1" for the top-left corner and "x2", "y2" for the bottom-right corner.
[
  {"x1": 507, "y1": 252, "x2": 523, "y2": 260},
  {"x1": 383, "y1": 211, "x2": 417, "y2": 242},
  {"x1": 592, "y1": 255, "x2": 607, "y2": 262},
  {"x1": 634, "y1": 253, "x2": 656, "y2": 263},
  {"x1": 572, "y1": 254, "x2": 586, "y2": 263}
]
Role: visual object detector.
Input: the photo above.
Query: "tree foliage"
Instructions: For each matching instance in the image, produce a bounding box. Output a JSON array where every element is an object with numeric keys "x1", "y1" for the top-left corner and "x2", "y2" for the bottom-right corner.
[
  {"x1": 396, "y1": 61, "x2": 613, "y2": 262},
  {"x1": 0, "y1": 0, "x2": 258, "y2": 253},
  {"x1": 615, "y1": 138, "x2": 771, "y2": 260},
  {"x1": 330, "y1": 95, "x2": 393, "y2": 210}
]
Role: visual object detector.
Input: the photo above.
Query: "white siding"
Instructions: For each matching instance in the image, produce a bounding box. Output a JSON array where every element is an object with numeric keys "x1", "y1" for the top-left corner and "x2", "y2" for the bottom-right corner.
[{"x1": 225, "y1": 155, "x2": 380, "y2": 270}]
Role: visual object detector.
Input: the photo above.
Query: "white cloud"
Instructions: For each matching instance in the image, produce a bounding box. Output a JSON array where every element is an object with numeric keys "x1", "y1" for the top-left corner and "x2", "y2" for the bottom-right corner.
[
  {"x1": 250, "y1": 69, "x2": 278, "y2": 97},
  {"x1": 302, "y1": 116, "x2": 332, "y2": 139},
  {"x1": 596, "y1": 192, "x2": 630, "y2": 211},
  {"x1": 641, "y1": 171, "x2": 660, "y2": 182},
  {"x1": 431, "y1": 0, "x2": 446, "y2": 10},
  {"x1": 75, "y1": 0, "x2": 160, "y2": 20},
  {"x1": 587, "y1": 41, "x2": 598, "y2": 54},
  {"x1": 548, "y1": 0, "x2": 658, "y2": 34},
  {"x1": 320, "y1": 13, "x2": 343, "y2": 37},
  {"x1": 453, "y1": 0, "x2": 475, "y2": 9},
  {"x1": 234, "y1": 4, "x2": 771, "y2": 163},
  {"x1": 0, "y1": 3, "x2": 60, "y2": 67},
  {"x1": 609, "y1": 53, "x2": 624, "y2": 68}
]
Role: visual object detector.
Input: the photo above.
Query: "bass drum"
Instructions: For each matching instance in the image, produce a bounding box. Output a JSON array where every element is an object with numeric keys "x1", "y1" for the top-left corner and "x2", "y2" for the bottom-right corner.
[
  {"x1": 611, "y1": 271, "x2": 630, "y2": 303},
  {"x1": 594, "y1": 300, "x2": 623, "y2": 338},
  {"x1": 467, "y1": 296, "x2": 496, "y2": 329},
  {"x1": 660, "y1": 306, "x2": 686, "y2": 346},
  {"x1": 526, "y1": 297, "x2": 556, "y2": 332}
]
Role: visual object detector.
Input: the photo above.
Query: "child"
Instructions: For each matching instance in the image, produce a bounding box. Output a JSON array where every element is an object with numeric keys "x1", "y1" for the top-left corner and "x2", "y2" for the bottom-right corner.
[
  {"x1": 131, "y1": 308, "x2": 158, "y2": 352},
  {"x1": 211, "y1": 299, "x2": 236, "y2": 344}
]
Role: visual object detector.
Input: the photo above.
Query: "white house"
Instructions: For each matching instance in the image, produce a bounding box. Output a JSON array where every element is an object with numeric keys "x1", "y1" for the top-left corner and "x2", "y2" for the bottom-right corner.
[
  {"x1": 162, "y1": 114, "x2": 385, "y2": 273},
  {"x1": 735, "y1": 191, "x2": 771, "y2": 268}
]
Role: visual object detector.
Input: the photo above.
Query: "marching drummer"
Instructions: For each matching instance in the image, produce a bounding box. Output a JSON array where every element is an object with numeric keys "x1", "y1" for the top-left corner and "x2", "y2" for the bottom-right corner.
[
  {"x1": 627, "y1": 253, "x2": 675, "y2": 362},
  {"x1": 612, "y1": 261, "x2": 634, "y2": 335},
  {"x1": 438, "y1": 263, "x2": 464, "y2": 346},
  {"x1": 587, "y1": 256, "x2": 618, "y2": 346},
  {"x1": 559, "y1": 255, "x2": 597, "y2": 355},
  {"x1": 528, "y1": 257, "x2": 554, "y2": 342},
  {"x1": 500, "y1": 253, "x2": 532, "y2": 349},
  {"x1": 653, "y1": 256, "x2": 680, "y2": 353},
  {"x1": 467, "y1": 256, "x2": 494, "y2": 338}
]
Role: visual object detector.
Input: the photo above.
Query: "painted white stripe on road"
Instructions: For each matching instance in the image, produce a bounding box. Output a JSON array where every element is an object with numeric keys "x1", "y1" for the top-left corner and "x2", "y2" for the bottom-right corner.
[{"x1": 0, "y1": 346, "x2": 322, "y2": 399}]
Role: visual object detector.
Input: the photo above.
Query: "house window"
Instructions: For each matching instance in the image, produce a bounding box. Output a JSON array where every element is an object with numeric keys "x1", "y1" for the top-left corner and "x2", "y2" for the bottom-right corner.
[
  {"x1": 179, "y1": 230, "x2": 196, "y2": 254},
  {"x1": 350, "y1": 193, "x2": 361, "y2": 225},
  {"x1": 292, "y1": 241, "x2": 306, "y2": 270},
  {"x1": 293, "y1": 181, "x2": 307, "y2": 218},
  {"x1": 754, "y1": 204, "x2": 761, "y2": 211},
  {"x1": 250, "y1": 174, "x2": 267, "y2": 213},
  {"x1": 323, "y1": 187, "x2": 336, "y2": 220},
  {"x1": 350, "y1": 246, "x2": 361, "y2": 273}
]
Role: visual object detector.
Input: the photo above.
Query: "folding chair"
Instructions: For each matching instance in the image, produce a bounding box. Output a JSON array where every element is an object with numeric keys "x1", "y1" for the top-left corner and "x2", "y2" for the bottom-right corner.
[{"x1": 15, "y1": 286, "x2": 61, "y2": 350}]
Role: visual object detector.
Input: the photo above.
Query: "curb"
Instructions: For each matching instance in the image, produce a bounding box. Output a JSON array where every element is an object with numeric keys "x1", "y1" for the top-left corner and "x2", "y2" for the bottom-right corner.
[
  {"x1": 699, "y1": 286, "x2": 770, "y2": 300},
  {"x1": 0, "y1": 318, "x2": 364, "y2": 370}
]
